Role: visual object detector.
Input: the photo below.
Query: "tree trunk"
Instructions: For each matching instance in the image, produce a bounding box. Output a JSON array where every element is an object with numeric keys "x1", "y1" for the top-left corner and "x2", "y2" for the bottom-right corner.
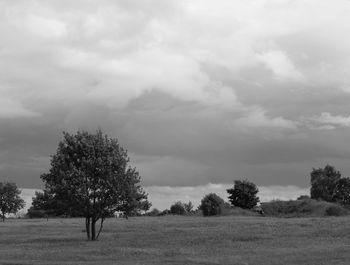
[
  {"x1": 95, "y1": 218, "x2": 105, "y2": 240},
  {"x1": 1, "y1": 211, "x2": 4, "y2": 222},
  {"x1": 91, "y1": 218, "x2": 96, "y2": 241},
  {"x1": 85, "y1": 217, "x2": 91, "y2": 240}
]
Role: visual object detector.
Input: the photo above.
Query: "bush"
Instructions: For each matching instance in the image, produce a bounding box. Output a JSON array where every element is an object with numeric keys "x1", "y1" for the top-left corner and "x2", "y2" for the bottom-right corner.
[
  {"x1": 170, "y1": 201, "x2": 186, "y2": 215},
  {"x1": 200, "y1": 193, "x2": 225, "y2": 216},
  {"x1": 26, "y1": 208, "x2": 48, "y2": 219},
  {"x1": 158, "y1": 209, "x2": 171, "y2": 216},
  {"x1": 146, "y1": 208, "x2": 160, "y2": 216},
  {"x1": 261, "y1": 199, "x2": 349, "y2": 217},
  {"x1": 325, "y1": 205, "x2": 348, "y2": 216}
]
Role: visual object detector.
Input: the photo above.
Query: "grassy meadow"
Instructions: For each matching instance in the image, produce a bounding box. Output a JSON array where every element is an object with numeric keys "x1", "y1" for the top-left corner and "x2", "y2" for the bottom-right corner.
[{"x1": 1, "y1": 215, "x2": 350, "y2": 265}]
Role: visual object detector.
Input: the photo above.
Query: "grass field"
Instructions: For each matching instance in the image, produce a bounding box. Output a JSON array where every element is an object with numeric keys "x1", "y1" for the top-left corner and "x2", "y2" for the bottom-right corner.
[{"x1": 1, "y1": 216, "x2": 350, "y2": 265}]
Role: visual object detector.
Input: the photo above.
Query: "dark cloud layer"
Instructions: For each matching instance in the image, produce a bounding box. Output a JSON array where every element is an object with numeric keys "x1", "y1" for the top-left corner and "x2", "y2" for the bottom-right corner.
[{"x1": 1, "y1": 0, "x2": 350, "y2": 190}]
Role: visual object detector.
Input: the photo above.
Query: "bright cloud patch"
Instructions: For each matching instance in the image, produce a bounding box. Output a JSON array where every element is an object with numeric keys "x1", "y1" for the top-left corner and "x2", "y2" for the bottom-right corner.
[{"x1": 308, "y1": 112, "x2": 350, "y2": 129}]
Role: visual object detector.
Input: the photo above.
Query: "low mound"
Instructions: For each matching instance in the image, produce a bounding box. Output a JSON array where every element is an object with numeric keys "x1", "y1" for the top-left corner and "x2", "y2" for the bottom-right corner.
[
  {"x1": 261, "y1": 199, "x2": 349, "y2": 217},
  {"x1": 221, "y1": 206, "x2": 261, "y2": 217}
]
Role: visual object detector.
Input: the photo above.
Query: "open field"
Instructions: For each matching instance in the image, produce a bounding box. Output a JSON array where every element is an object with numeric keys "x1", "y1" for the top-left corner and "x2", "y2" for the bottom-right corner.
[{"x1": 1, "y1": 216, "x2": 350, "y2": 265}]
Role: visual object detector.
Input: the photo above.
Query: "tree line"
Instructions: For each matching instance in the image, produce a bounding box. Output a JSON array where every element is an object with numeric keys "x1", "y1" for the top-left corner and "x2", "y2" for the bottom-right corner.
[{"x1": 1, "y1": 129, "x2": 350, "y2": 240}]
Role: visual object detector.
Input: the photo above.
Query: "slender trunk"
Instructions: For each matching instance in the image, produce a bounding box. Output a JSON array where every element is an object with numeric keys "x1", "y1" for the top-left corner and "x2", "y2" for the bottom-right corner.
[
  {"x1": 95, "y1": 218, "x2": 105, "y2": 240},
  {"x1": 1, "y1": 211, "x2": 4, "y2": 222},
  {"x1": 85, "y1": 217, "x2": 91, "y2": 240},
  {"x1": 91, "y1": 218, "x2": 96, "y2": 241}
]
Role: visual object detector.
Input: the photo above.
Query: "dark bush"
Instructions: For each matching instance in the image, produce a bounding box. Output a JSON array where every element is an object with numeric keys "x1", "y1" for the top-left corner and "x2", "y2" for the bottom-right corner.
[
  {"x1": 325, "y1": 204, "x2": 348, "y2": 216},
  {"x1": 261, "y1": 199, "x2": 349, "y2": 217},
  {"x1": 26, "y1": 208, "x2": 48, "y2": 219},
  {"x1": 170, "y1": 201, "x2": 186, "y2": 215},
  {"x1": 158, "y1": 209, "x2": 171, "y2": 216},
  {"x1": 146, "y1": 208, "x2": 160, "y2": 216},
  {"x1": 200, "y1": 193, "x2": 225, "y2": 216}
]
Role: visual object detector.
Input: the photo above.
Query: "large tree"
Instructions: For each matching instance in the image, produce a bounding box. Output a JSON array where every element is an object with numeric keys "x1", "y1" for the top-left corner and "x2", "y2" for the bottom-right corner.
[
  {"x1": 41, "y1": 130, "x2": 149, "y2": 240},
  {"x1": 310, "y1": 165, "x2": 341, "y2": 202},
  {"x1": 227, "y1": 180, "x2": 259, "y2": 209},
  {"x1": 0, "y1": 182, "x2": 25, "y2": 222}
]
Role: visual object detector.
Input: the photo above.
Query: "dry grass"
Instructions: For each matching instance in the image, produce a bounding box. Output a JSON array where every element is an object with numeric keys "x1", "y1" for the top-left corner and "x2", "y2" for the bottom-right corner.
[{"x1": 1, "y1": 215, "x2": 350, "y2": 264}]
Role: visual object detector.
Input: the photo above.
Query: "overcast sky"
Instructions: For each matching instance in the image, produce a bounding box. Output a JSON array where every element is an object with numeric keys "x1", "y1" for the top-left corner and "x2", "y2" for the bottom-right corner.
[{"x1": 1, "y1": 0, "x2": 350, "y2": 205}]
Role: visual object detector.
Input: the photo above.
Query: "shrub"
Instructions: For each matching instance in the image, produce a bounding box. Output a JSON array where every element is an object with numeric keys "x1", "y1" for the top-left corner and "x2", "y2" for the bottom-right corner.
[
  {"x1": 183, "y1": 201, "x2": 194, "y2": 213},
  {"x1": 146, "y1": 208, "x2": 160, "y2": 216},
  {"x1": 200, "y1": 193, "x2": 225, "y2": 216},
  {"x1": 170, "y1": 201, "x2": 186, "y2": 215},
  {"x1": 297, "y1": 195, "x2": 310, "y2": 200},
  {"x1": 261, "y1": 199, "x2": 349, "y2": 217},
  {"x1": 158, "y1": 209, "x2": 171, "y2": 216},
  {"x1": 325, "y1": 205, "x2": 348, "y2": 216},
  {"x1": 26, "y1": 208, "x2": 48, "y2": 219}
]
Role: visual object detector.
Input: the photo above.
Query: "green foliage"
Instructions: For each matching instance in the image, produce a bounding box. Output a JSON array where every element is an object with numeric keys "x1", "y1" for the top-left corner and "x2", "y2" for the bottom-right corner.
[
  {"x1": 146, "y1": 208, "x2": 160, "y2": 216},
  {"x1": 170, "y1": 201, "x2": 185, "y2": 215},
  {"x1": 310, "y1": 165, "x2": 350, "y2": 206},
  {"x1": 227, "y1": 180, "x2": 259, "y2": 209},
  {"x1": 0, "y1": 182, "x2": 25, "y2": 221},
  {"x1": 297, "y1": 195, "x2": 310, "y2": 200},
  {"x1": 40, "y1": 130, "x2": 149, "y2": 240},
  {"x1": 27, "y1": 209, "x2": 48, "y2": 219},
  {"x1": 261, "y1": 199, "x2": 349, "y2": 217},
  {"x1": 200, "y1": 193, "x2": 225, "y2": 216},
  {"x1": 325, "y1": 204, "x2": 348, "y2": 216},
  {"x1": 28, "y1": 190, "x2": 70, "y2": 217},
  {"x1": 183, "y1": 201, "x2": 194, "y2": 213},
  {"x1": 310, "y1": 165, "x2": 341, "y2": 202},
  {"x1": 333, "y1": 177, "x2": 350, "y2": 205}
]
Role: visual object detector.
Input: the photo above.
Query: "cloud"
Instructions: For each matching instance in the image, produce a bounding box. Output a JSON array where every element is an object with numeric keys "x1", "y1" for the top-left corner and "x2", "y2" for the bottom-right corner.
[
  {"x1": 307, "y1": 112, "x2": 350, "y2": 129},
  {"x1": 234, "y1": 107, "x2": 298, "y2": 130},
  {"x1": 0, "y1": 97, "x2": 40, "y2": 119},
  {"x1": 257, "y1": 50, "x2": 304, "y2": 81},
  {"x1": 1, "y1": 0, "x2": 350, "y2": 189}
]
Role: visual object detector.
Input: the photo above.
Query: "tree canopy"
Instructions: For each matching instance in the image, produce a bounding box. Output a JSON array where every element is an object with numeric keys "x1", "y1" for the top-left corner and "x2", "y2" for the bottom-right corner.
[
  {"x1": 310, "y1": 165, "x2": 342, "y2": 202},
  {"x1": 200, "y1": 193, "x2": 225, "y2": 216},
  {"x1": 227, "y1": 180, "x2": 259, "y2": 209},
  {"x1": 40, "y1": 130, "x2": 149, "y2": 240},
  {"x1": 0, "y1": 182, "x2": 25, "y2": 222}
]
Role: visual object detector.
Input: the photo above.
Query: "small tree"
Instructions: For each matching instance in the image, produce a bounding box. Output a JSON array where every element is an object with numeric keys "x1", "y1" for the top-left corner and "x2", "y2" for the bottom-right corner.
[
  {"x1": 41, "y1": 130, "x2": 149, "y2": 240},
  {"x1": 184, "y1": 201, "x2": 194, "y2": 213},
  {"x1": 200, "y1": 193, "x2": 224, "y2": 216},
  {"x1": 170, "y1": 201, "x2": 185, "y2": 215},
  {"x1": 227, "y1": 180, "x2": 259, "y2": 209},
  {"x1": 333, "y1": 177, "x2": 350, "y2": 206},
  {"x1": 0, "y1": 182, "x2": 25, "y2": 222},
  {"x1": 310, "y1": 165, "x2": 341, "y2": 202}
]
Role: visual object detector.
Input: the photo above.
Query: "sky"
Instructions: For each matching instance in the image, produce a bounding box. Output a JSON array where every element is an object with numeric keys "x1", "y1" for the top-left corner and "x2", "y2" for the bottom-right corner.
[{"x1": 1, "y1": 0, "x2": 350, "y2": 209}]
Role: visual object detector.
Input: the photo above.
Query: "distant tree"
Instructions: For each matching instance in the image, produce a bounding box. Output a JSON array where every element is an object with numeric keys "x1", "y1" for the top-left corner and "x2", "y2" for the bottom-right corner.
[
  {"x1": 146, "y1": 208, "x2": 160, "y2": 216},
  {"x1": 297, "y1": 195, "x2": 310, "y2": 200},
  {"x1": 184, "y1": 201, "x2": 194, "y2": 213},
  {"x1": 158, "y1": 209, "x2": 171, "y2": 216},
  {"x1": 200, "y1": 193, "x2": 225, "y2": 216},
  {"x1": 310, "y1": 165, "x2": 341, "y2": 202},
  {"x1": 170, "y1": 201, "x2": 185, "y2": 215},
  {"x1": 333, "y1": 177, "x2": 350, "y2": 206},
  {"x1": 227, "y1": 180, "x2": 259, "y2": 209},
  {"x1": 40, "y1": 130, "x2": 149, "y2": 240},
  {"x1": 0, "y1": 182, "x2": 25, "y2": 222}
]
